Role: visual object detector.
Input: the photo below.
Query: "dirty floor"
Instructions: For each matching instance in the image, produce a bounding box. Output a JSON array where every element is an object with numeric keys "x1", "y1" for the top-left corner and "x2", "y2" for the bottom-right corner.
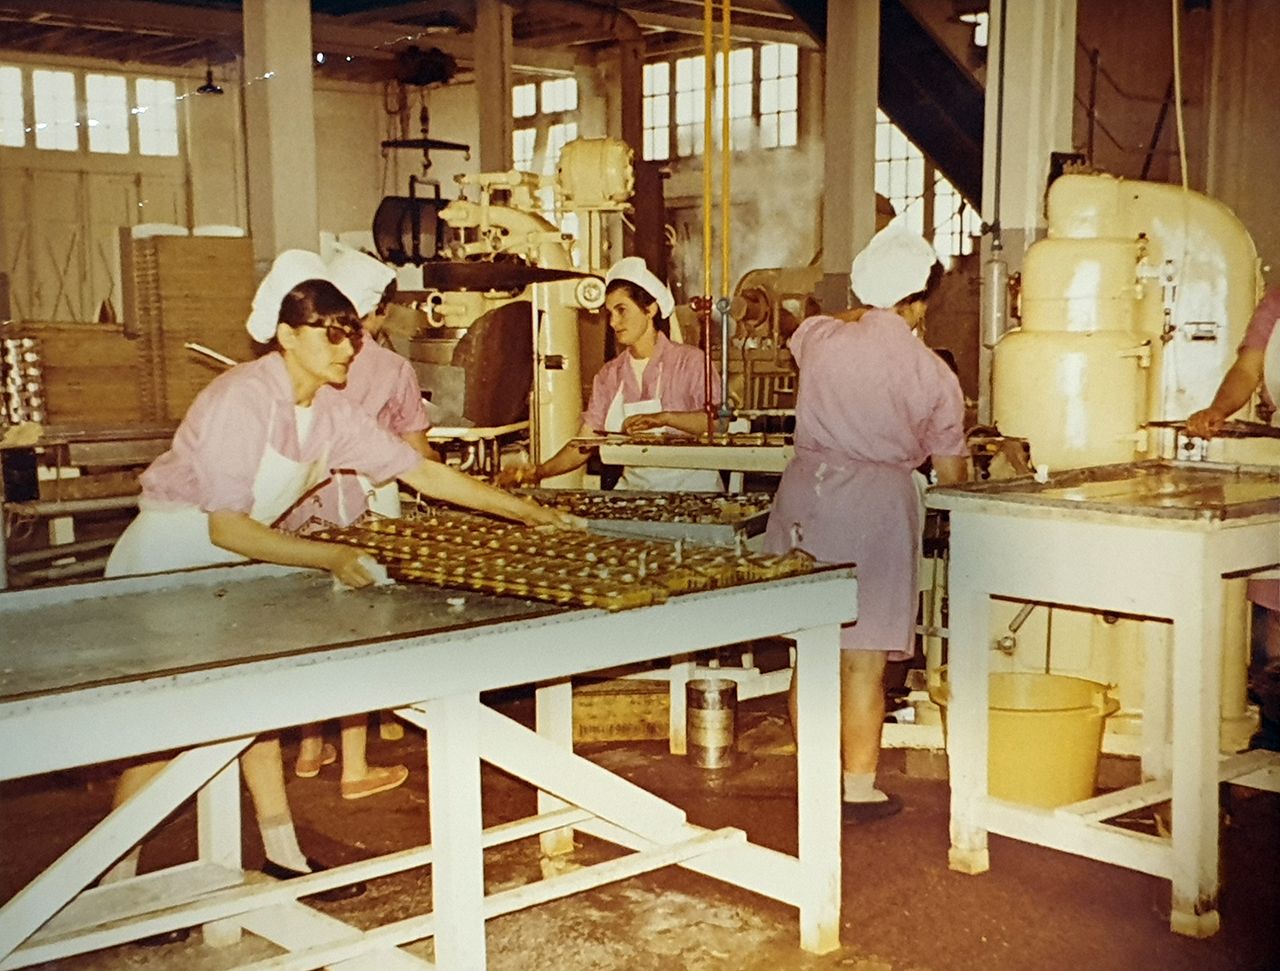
[{"x1": 2, "y1": 692, "x2": 1277, "y2": 971}]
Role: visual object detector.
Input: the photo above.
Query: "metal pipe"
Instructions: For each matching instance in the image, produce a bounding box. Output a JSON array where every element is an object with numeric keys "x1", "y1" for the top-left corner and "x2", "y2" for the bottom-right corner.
[
  {"x1": 8, "y1": 536, "x2": 117, "y2": 566},
  {"x1": 6, "y1": 495, "x2": 140, "y2": 516}
]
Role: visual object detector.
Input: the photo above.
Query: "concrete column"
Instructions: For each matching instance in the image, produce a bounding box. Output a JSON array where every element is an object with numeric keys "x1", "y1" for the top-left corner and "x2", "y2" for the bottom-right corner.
[
  {"x1": 978, "y1": 0, "x2": 1076, "y2": 421},
  {"x1": 817, "y1": 0, "x2": 878, "y2": 312},
  {"x1": 981, "y1": 0, "x2": 1077, "y2": 266},
  {"x1": 475, "y1": 0, "x2": 514, "y2": 172},
  {"x1": 242, "y1": 0, "x2": 318, "y2": 266}
]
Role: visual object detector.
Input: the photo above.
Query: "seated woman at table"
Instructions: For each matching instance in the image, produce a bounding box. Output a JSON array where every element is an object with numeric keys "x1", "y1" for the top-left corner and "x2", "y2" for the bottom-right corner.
[
  {"x1": 499, "y1": 256, "x2": 722, "y2": 492},
  {"x1": 279, "y1": 244, "x2": 436, "y2": 795},
  {"x1": 102, "y1": 250, "x2": 573, "y2": 898}
]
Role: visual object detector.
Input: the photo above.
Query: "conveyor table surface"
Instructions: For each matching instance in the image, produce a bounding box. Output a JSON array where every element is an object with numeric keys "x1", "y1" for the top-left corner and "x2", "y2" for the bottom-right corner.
[
  {"x1": 930, "y1": 460, "x2": 1280, "y2": 520},
  {"x1": 0, "y1": 566, "x2": 558, "y2": 702}
]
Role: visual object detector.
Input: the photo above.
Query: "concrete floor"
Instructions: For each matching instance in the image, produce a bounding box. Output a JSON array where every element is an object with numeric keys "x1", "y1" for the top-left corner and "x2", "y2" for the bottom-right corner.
[{"x1": 2, "y1": 692, "x2": 1277, "y2": 971}]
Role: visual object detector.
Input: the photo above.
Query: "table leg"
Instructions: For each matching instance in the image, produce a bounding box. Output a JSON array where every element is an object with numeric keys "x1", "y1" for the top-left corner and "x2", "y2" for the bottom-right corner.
[
  {"x1": 947, "y1": 583, "x2": 991, "y2": 875},
  {"x1": 422, "y1": 693, "x2": 486, "y2": 968},
  {"x1": 668, "y1": 655, "x2": 696, "y2": 755},
  {"x1": 197, "y1": 759, "x2": 242, "y2": 947},
  {"x1": 535, "y1": 680, "x2": 576, "y2": 859},
  {"x1": 792, "y1": 624, "x2": 841, "y2": 954},
  {"x1": 1168, "y1": 576, "x2": 1223, "y2": 937}
]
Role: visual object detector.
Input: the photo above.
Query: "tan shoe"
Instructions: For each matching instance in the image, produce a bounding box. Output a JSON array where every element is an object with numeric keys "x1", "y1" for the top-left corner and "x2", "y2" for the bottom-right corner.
[{"x1": 341, "y1": 764, "x2": 410, "y2": 800}]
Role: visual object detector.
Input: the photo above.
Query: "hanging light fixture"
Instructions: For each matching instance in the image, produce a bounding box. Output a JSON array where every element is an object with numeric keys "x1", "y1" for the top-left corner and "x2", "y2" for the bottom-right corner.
[{"x1": 196, "y1": 66, "x2": 223, "y2": 96}]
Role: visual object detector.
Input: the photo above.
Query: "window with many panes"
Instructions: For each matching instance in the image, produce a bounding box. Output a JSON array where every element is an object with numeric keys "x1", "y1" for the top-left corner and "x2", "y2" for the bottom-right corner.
[
  {"x1": 757, "y1": 42, "x2": 798, "y2": 149},
  {"x1": 135, "y1": 78, "x2": 179, "y2": 156},
  {"x1": 0, "y1": 65, "x2": 182, "y2": 157},
  {"x1": 0, "y1": 65, "x2": 24, "y2": 148},
  {"x1": 86, "y1": 74, "x2": 130, "y2": 154},
  {"x1": 642, "y1": 62, "x2": 670, "y2": 161},
  {"x1": 875, "y1": 109, "x2": 980, "y2": 263},
  {"x1": 644, "y1": 42, "x2": 798, "y2": 160},
  {"x1": 32, "y1": 69, "x2": 77, "y2": 151},
  {"x1": 507, "y1": 76, "x2": 581, "y2": 240}
]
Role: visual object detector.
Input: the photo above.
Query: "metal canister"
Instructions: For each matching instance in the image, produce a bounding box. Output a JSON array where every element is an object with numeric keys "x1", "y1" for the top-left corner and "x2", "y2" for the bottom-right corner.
[{"x1": 686, "y1": 678, "x2": 737, "y2": 769}]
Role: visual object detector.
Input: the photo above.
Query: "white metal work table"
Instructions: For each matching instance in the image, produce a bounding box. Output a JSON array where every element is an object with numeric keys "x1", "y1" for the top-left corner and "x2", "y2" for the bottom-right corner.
[
  {"x1": 0, "y1": 561, "x2": 854, "y2": 969},
  {"x1": 928, "y1": 460, "x2": 1280, "y2": 938}
]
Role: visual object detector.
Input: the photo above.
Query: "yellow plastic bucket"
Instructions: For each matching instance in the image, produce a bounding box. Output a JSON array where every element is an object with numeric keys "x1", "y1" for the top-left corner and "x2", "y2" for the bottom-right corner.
[{"x1": 931, "y1": 669, "x2": 1119, "y2": 809}]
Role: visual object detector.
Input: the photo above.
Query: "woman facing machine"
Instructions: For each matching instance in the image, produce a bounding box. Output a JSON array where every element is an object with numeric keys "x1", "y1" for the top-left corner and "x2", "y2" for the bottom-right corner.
[{"x1": 500, "y1": 257, "x2": 723, "y2": 493}]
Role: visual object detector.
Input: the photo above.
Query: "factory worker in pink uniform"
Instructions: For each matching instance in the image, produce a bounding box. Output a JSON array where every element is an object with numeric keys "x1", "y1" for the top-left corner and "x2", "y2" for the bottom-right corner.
[
  {"x1": 764, "y1": 224, "x2": 969, "y2": 823},
  {"x1": 500, "y1": 256, "x2": 722, "y2": 492},
  {"x1": 1187, "y1": 287, "x2": 1280, "y2": 664},
  {"x1": 102, "y1": 251, "x2": 572, "y2": 903},
  {"x1": 280, "y1": 245, "x2": 435, "y2": 796}
]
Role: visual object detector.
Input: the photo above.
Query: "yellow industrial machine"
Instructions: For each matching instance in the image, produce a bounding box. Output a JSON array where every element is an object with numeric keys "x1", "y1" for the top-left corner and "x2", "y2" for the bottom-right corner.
[
  {"x1": 986, "y1": 173, "x2": 1274, "y2": 752},
  {"x1": 382, "y1": 137, "x2": 634, "y2": 487}
]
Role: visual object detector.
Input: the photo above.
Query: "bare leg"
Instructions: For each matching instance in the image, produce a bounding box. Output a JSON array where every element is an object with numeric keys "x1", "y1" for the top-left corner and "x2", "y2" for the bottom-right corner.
[
  {"x1": 788, "y1": 650, "x2": 888, "y2": 774},
  {"x1": 338, "y1": 715, "x2": 409, "y2": 799},
  {"x1": 241, "y1": 736, "x2": 309, "y2": 871},
  {"x1": 100, "y1": 760, "x2": 167, "y2": 882},
  {"x1": 339, "y1": 715, "x2": 370, "y2": 781},
  {"x1": 840, "y1": 649, "x2": 888, "y2": 775}
]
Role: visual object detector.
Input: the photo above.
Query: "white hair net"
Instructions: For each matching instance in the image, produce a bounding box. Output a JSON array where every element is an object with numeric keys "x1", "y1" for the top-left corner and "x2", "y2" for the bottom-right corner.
[
  {"x1": 849, "y1": 224, "x2": 938, "y2": 309},
  {"x1": 327, "y1": 243, "x2": 396, "y2": 319},
  {"x1": 245, "y1": 250, "x2": 330, "y2": 343},
  {"x1": 605, "y1": 256, "x2": 675, "y2": 318}
]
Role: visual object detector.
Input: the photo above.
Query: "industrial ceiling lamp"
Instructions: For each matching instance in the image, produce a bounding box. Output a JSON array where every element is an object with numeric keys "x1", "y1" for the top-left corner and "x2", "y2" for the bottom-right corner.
[{"x1": 196, "y1": 66, "x2": 223, "y2": 95}]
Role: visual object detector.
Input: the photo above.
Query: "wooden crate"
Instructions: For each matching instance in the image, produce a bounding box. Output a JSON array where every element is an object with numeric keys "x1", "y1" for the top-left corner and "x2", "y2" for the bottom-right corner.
[
  {"x1": 572, "y1": 678, "x2": 669, "y2": 744},
  {"x1": 129, "y1": 236, "x2": 258, "y2": 421},
  {"x1": 3, "y1": 321, "x2": 148, "y2": 428}
]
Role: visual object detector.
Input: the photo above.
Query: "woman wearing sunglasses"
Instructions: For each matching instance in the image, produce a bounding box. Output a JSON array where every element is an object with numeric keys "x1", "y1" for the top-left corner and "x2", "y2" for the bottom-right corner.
[{"x1": 100, "y1": 250, "x2": 573, "y2": 904}]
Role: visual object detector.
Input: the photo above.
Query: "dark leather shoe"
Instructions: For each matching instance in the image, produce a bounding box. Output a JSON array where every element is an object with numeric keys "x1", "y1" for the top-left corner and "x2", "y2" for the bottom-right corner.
[
  {"x1": 841, "y1": 792, "x2": 904, "y2": 824},
  {"x1": 137, "y1": 927, "x2": 191, "y2": 947},
  {"x1": 260, "y1": 857, "x2": 366, "y2": 902}
]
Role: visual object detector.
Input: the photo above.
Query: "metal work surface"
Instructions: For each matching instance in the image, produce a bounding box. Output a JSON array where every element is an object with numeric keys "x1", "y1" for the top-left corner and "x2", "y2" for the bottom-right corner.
[
  {"x1": 930, "y1": 460, "x2": 1280, "y2": 520},
  {"x1": 0, "y1": 564, "x2": 556, "y2": 702},
  {"x1": 596, "y1": 437, "x2": 794, "y2": 474}
]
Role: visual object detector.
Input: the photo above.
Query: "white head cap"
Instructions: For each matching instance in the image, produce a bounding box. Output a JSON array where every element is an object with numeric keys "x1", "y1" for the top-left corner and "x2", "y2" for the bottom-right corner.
[
  {"x1": 605, "y1": 256, "x2": 675, "y2": 318},
  {"x1": 327, "y1": 243, "x2": 396, "y2": 319},
  {"x1": 245, "y1": 250, "x2": 330, "y2": 343},
  {"x1": 850, "y1": 223, "x2": 938, "y2": 309}
]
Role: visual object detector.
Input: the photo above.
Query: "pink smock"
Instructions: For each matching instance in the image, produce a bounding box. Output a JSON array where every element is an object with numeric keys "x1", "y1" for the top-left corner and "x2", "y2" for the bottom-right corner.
[
  {"x1": 581, "y1": 332, "x2": 720, "y2": 432},
  {"x1": 1239, "y1": 290, "x2": 1280, "y2": 610},
  {"x1": 764, "y1": 311, "x2": 967, "y2": 659},
  {"x1": 278, "y1": 339, "x2": 430, "y2": 530},
  {"x1": 141, "y1": 353, "x2": 421, "y2": 516}
]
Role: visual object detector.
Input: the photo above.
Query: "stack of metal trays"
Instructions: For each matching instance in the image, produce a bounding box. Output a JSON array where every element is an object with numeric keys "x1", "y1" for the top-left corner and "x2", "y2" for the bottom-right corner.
[{"x1": 518, "y1": 489, "x2": 773, "y2": 546}]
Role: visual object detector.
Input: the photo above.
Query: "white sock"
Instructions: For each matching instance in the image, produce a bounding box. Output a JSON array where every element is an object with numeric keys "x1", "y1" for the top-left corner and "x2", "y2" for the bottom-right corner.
[
  {"x1": 259, "y1": 814, "x2": 310, "y2": 872},
  {"x1": 100, "y1": 845, "x2": 141, "y2": 884},
  {"x1": 842, "y1": 771, "x2": 888, "y2": 804}
]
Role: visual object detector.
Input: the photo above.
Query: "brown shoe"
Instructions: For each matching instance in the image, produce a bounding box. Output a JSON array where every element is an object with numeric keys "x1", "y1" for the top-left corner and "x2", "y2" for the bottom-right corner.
[{"x1": 295, "y1": 742, "x2": 337, "y2": 778}]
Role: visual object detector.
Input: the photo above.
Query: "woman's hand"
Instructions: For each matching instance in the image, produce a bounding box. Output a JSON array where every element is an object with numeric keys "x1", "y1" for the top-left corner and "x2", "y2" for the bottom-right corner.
[
  {"x1": 622, "y1": 412, "x2": 669, "y2": 435},
  {"x1": 519, "y1": 500, "x2": 586, "y2": 530},
  {"x1": 1185, "y1": 406, "x2": 1227, "y2": 440},
  {"x1": 496, "y1": 463, "x2": 541, "y2": 488},
  {"x1": 325, "y1": 545, "x2": 379, "y2": 588}
]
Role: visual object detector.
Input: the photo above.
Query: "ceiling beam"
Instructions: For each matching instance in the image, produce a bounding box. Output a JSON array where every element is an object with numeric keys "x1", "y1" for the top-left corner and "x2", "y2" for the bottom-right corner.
[
  {"x1": 627, "y1": 10, "x2": 818, "y2": 48},
  {"x1": 0, "y1": 0, "x2": 577, "y2": 73}
]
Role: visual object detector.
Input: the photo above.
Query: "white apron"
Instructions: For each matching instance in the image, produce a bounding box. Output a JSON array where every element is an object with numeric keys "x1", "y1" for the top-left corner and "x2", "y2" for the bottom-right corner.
[
  {"x1": 604, "y1": 361, "x2": 722, "y2": 493},
  {"x1": 106, "y1": 403, "x2": 333, "y2": 577},
  {"x1": 337, "y1": 475, "x2": 402, "y2": 522}
]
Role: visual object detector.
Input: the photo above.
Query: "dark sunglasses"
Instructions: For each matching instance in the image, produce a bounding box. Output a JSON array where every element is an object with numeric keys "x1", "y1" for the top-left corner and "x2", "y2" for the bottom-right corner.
[{"x1": 299, "y1": 321, "x2": 363, "y2": 349}]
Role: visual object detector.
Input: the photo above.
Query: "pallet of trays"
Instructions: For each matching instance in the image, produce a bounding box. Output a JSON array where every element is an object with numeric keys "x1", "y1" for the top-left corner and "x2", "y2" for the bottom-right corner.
[{"x1": 305, "y1": 509, "x2": 815, "y2": 611}]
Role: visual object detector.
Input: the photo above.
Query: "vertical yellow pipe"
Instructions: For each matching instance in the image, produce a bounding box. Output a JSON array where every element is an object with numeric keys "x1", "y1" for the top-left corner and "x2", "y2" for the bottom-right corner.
[
  {"x1": 720, "y1": 0, "x2": 731, "y2": 300},
  {"x1": 702, "y1": 0, "x2": 714, "y2": 299}
]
